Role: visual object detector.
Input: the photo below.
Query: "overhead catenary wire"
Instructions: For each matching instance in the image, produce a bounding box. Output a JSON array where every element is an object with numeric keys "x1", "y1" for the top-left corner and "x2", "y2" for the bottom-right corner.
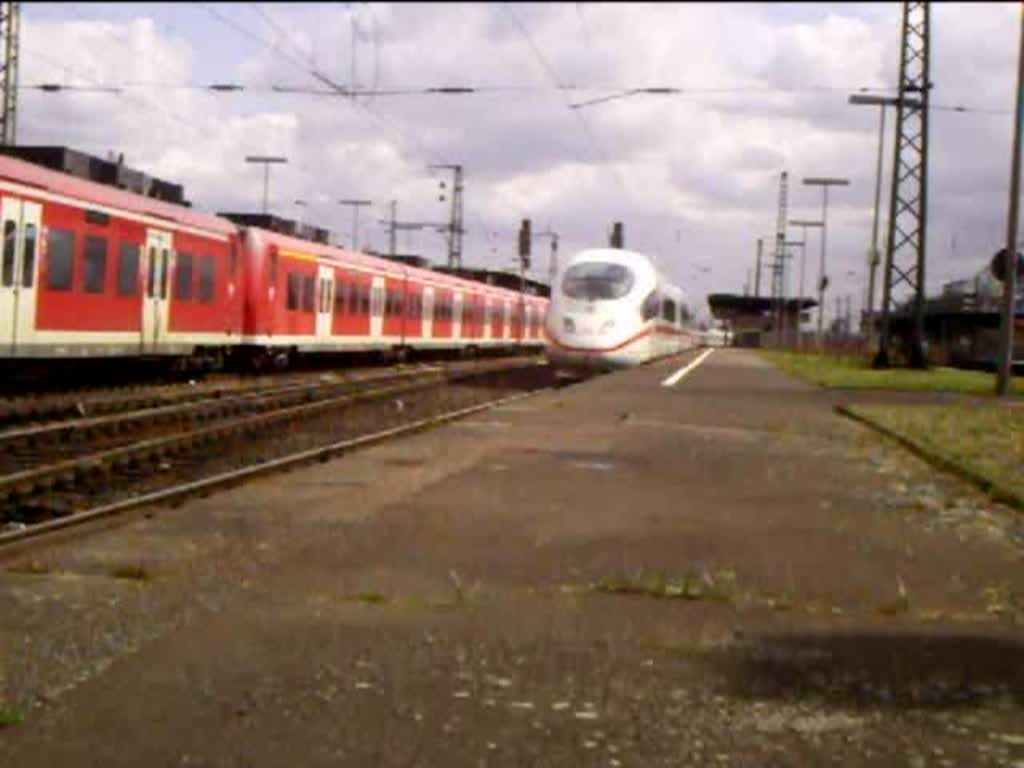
[{"x1": 500, "y1": 2, "x2": 631, "y2": 200}]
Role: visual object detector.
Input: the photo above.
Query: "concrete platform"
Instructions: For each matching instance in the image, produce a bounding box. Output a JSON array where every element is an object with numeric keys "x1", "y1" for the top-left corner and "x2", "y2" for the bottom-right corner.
[{"x1": 2, "y1": 349, "x2": 1024, "y2": 767}]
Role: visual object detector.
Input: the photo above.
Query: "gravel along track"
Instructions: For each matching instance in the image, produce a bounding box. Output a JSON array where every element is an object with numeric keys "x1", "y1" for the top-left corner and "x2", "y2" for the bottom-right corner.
[{"x1": 0, "y1": 357, "x2": 555, "y2": 543}]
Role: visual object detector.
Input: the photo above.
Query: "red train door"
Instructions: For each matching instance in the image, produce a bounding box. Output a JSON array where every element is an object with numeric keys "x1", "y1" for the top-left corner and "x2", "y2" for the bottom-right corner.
[
  {"x1": 142, "y1": 229, "x2": 172, "y2": 352},
  {"x1": 0, "y1": 197, "x2": 41, "y2": 354}
]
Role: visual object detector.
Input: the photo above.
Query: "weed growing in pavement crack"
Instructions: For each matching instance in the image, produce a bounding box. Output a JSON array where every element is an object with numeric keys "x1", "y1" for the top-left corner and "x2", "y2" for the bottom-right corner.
[
  {"x1": 449, "y1": 568, "x2": 484, "y2": 606},
  {"x1": 350, "y1": 591, "x2": 389, "y2": 605},
  {"x1": 878, "y1": 575, "x2": 910, "y2": 615},
  {"x1": 0, "y1": 707, "x2": 25, "y2": 728},
  {"x1": 6, "y1": 559, "x2": 58, "y2": 575},
  {"x1": 594, "y1": 568, "x2": 737, "y2": 602},
  {"x1": 109, "y1": 564, "x2": 152, "y2": 582}
]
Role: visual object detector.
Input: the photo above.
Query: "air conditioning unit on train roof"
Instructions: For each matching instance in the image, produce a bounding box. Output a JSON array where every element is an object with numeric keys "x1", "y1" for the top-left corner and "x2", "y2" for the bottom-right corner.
[
  {"x1": 0, "y1": 145, "x2": 188, "y2": 206},
  {"x1": 218, "y1": 212, "x2": 332, "y2": 245}
]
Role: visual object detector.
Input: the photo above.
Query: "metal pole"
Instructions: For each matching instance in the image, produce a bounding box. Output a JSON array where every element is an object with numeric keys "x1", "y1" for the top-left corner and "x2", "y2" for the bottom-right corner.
[
  {"x1": 754, "y1": 238, "x2": 763, "y2": 298},
  {"x1": 247, "y1": 157, "x2": 287, "y2": 217},
  {"x1": 997, "y1": 2, "x2": 1024, "y2": 396},
  {"x1": 262, "y1": 164, "x2": 269, "y2": 214},
  {"x1": 817, "y1": 186, "x2": 828, "y2": 348},
  {"x1": 389, "y1": 200, "x2": 397, "y2": 257},
  {"x1": 798, "y1": 238, "x2": 807, "y2": 350},
  {"x1": 866, "y1": 105, "x2": 886, "y2": 349}
]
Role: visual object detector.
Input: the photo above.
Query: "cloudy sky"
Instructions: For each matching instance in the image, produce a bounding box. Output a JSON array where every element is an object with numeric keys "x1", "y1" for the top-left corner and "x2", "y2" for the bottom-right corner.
[{"x1": 15, "y1": 2, "x2": 1022, "y2": 325}]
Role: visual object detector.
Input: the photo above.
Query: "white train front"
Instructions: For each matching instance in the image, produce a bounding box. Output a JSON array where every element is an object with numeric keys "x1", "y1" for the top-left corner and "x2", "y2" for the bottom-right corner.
[{"x1": 544, "y1": 248, "x2": 697, "y2": 373}]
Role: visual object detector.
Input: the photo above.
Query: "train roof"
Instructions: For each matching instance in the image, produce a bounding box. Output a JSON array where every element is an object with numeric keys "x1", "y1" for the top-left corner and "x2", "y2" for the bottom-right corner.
[
  {"x1": 0, "y1": 144, "x2": 547, "y2": 301},
  {"x1": 247, "y1": 226, "x2": 545, "y2": 300},
  {"x1": 0, "y1": 151, "x2": 236, "y2": 238}
]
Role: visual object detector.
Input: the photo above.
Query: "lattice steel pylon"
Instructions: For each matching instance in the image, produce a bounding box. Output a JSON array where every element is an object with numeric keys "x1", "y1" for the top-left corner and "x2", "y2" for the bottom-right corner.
[
  {"x1": 430, "y1": 163, "x2": 464, "y2": 268},
  {"x1": 875, "y1": 1, "x2": 931, "y2": 369},
  {"x1": 0, "y1": 2, "x2": 17, "y2": 146},
  {"x1": 770, "y1": 171, "x2": 789, "y2": 346}
]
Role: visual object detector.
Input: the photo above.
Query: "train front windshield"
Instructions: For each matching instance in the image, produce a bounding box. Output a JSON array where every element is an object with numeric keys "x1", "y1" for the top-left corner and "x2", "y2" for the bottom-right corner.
[{"x1": 561, "y1": 262, "x2": 634, "y2": 300}]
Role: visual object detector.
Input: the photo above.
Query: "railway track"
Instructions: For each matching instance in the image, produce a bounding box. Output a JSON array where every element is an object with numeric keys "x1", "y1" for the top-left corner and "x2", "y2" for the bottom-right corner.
[
  {"x1": 0, "y1": 355, "x2": 555, "y2": 550},
  {"x1": 0, "y1": 364, "x2": 458, "y2": 477},
  {"x1": 0, "y1": 361, "x2": 452, "y2": 430}
]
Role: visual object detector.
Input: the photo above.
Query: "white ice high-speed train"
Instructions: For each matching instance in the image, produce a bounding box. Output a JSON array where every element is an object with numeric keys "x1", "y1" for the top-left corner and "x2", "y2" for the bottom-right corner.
[{"x1": 544, "y1": 247, "x2": 697, "y2": 374}]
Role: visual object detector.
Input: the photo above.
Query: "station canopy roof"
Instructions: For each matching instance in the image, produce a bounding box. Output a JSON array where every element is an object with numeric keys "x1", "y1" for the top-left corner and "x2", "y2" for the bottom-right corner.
[{"x1": 707, "y1": 293, "x2": 817, "y2": 319}]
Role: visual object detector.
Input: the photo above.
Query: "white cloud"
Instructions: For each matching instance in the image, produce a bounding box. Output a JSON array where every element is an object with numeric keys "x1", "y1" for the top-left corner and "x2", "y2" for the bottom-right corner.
[{"x1": 12, "y1": 2, "x2": 1023, "y2": 324}]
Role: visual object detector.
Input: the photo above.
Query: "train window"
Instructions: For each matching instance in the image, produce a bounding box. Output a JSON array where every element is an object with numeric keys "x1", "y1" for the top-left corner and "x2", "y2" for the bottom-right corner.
[
  {"x1": 117, "y1": 243, "x2": 140, "y2": 296},
  {"x1": 160, "y1": 250, "x2": 170, "y2": 299},
  {"x1": 146, "y1": 247, "x2": 156, "y2": 297},
  {"x1": 22, "y1": 223, "x2": 36, "y2": 288},
  {"x1": 1, "y1": 220, "x2": 14, "y2": 287},
  {"x1": 84, "y1": 235, "x2": 108, "y2": 294},
  {"x1": 369, "y1": 286, "x2": 380, "y2": 317},
  {"x1": 302, "y1": 275, "x2": 315, "y2": 312},
  {"x1": 286, "y1": 273, "x2": 300, "y2": 310},
  {"x1": 85, "y1": 209, "x2": 110, "y2": 226},
  {"x1": 641, "y1": 290, "x2": 659, "y2": 321},
  {"x1": 679, "y1": 305, "x2": 691, "y2": 324},
  {"x1": 661, "y1": 298, "x2": 677, "y2": 323},
  {"x1": 321, "y1": 279, "x2": 331, "y2": 314},
  {"x1": 175, "y1": 252, "x2": 194, "y2": 301},
  {"x1": 198, "y1": 255, "x2": 215, "y2": 303},
  {"x1": 360, "y1": 284, "x2": 370, "y2": 316},
  {"x1": 562, "y1": 262, "x2": 634, "y2": 300}
]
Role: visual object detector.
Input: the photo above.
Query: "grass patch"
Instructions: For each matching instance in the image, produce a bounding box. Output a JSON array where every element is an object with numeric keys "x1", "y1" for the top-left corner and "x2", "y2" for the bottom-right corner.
[
  {"x1": 594, "y1": 568, "x2": 738, "y2": 603},
  {"x1": 7, "y1": 559, "x2": 57, "y2": 575},
  {"x1": 761, "y1": 350, "x2": 1022, "y2": 396},
  {"x1": 349, "y1": 591, "x2": 389, "y2": 605},
  {"x1": 847, "y1": 404, "x2": 1024, "y2": 508},
  {"x1": 109, "y1": 564, "x2": 152, "y2": 582},
  {"x1": 0, "y1": 707, "x2": 25, "y2": 728}
]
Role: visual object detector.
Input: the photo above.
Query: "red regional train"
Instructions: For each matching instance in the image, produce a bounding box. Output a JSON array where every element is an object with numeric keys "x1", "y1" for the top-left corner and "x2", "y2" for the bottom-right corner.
[{"x1": 0, "y1": 148, "x2": 548, "y2": 373}]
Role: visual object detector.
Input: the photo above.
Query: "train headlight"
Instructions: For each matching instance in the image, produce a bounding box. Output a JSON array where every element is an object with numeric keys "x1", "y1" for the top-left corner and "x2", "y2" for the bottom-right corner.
[
  {"x1": 563, "y1": 317, "x2": 576, "y2": 333},
  {"x1": 600, "y1": 318, "x2": 615, "y2": 333}
]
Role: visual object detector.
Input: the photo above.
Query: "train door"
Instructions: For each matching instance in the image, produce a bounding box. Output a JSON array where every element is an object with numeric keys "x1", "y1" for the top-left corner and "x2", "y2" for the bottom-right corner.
[
  {"x1": 422, "y1": 287, "x2": 434, "y2": 339},
  {"x1": 315, "y1": 264, "x2": 334, "y2": 343},
  {"x1": 452, "y1": 291, "x2": 463, "y2": 340},
  {"x1": 0, "y1": 197, "x2": 41, "y2": 353},
  {"x1": 142, "y1": 229, "x2": 173, "y2": 353},
  {"x1": 370, "y1": 276, "x2": 385, "y2": 339}
]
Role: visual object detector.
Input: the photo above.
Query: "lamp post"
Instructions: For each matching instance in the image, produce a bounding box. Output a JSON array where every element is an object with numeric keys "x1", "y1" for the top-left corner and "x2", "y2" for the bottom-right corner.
[
  {"x1": 782, "y1": 240, "x2": 805, "y2": 347},
  {"x1": 788, "y1": 219, "x2": 823, "y2": 351},
  {"x1": 294, "y1": 199, "x2": 307, "y2": 229},
  {"x1": 339, "y1": 199, "x2": 372, "y2": 250},
  {"x1": 245, "y1": 155, "x2": 288, "y2": 214},
  {"x1": 802, "y1": 177, "x2": 851, "y2": 349}
]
